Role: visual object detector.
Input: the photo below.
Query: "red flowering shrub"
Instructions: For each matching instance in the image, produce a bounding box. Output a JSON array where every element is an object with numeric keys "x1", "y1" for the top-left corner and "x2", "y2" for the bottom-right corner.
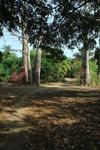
[{"x1": 10, "y1": 66, "x2": 29, "y2": 85}]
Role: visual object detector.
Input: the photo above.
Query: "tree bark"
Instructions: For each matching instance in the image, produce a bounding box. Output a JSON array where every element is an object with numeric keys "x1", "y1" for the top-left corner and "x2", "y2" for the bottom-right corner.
[
  {"x1": 32, "y1": 8, "x2": 43, "y2": 86},
  {"x1": 86, "y1": 49, "x2": 90, "y2": 85},
  {"x1": 32, "y1": 35, "x2": 42, "y2": 86},
  {"x1": 81, "y1": 48, "x2": 86, "y2": 85},
  {"x1": 81, "y1": 45, "x2": 90, "y2": 86},
  {"x1": 22, "y1": 18, "x2": 28, "y2": 81},
  {"x1": 80, "y1": 1, "x2": 90, "y2": 86},
  {"x1": 27, "y1": 38, "x2": 33, "y2": 84},
  {"x1": 22, "y1": 1, "x2": 33, "y2": 84}
]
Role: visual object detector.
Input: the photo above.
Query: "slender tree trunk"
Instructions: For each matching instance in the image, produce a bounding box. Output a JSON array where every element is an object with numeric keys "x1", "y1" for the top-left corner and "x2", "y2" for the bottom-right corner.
[
  {"x1": 22, "y1": 19, "x2": 28, "y2": 81},
  {"x1": 22, "y1": 1, "x2": 28, "y2": 81}
]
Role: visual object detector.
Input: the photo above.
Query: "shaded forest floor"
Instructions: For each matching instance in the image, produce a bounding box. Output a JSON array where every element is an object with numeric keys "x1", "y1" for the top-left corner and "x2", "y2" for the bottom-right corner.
[{"x1": 0, "y1": 80, "x2": 100, "y2": 150}]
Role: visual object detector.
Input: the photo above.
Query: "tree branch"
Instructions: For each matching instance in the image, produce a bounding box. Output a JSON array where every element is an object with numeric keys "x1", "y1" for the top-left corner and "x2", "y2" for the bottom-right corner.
[
  {"x1": 10, "y1": 30, "x2": 22, "y2": 43},
  {"x1": 89, "y1": 53, "x2": 95, "y2": 60}
]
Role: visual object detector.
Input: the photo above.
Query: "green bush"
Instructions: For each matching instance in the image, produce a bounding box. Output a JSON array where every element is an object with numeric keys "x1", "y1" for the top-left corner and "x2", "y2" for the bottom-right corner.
[
  {"x1": 66, "y1": 59, "x2": 99, "y2": 85},
  {"x1": 30, "y1": 49, "x2": 70, "y2": 83},
  {"x1": 41, "y1": 58, "x2": 70, "y2": 83},
  {"x1": 89, "y1": 61, "x2": 99, "y2": 84},
  {"x1": 0, "y1": 51, "x2": 22, "y2": 82},
  {"x1": 71, "y1": 60, "x2": 82, "y2": 77},
  {"x1": 0, "y1": 63, "x2": 11, "y2": 82},
  {"x1": 66, "y1": 59, "x2": 82, "y2": 78}
]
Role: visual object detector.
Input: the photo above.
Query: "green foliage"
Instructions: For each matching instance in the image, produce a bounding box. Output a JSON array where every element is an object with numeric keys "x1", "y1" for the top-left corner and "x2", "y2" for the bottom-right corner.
[
  {"x1": 66, "y1": 58, "x2": 82, "y2": 78},
  {"x1": 89, "y1": 61, "x2": 99, "y2": 84},
  {"x1": 30, "y1": 49, "x2": 36, "y2": 61},
  {"x1": 0, "y1": 63, "x2": 4, "y2": 80},
  {"x1": 41, "y1": 59, "x2": 54, "y2": 82},
  {"x1": 39, "y1": 48, "x2": 69, "y2": 82},
  {"x1": 0, "y1": 50, "x2": 22, "y2": 82},
  {"x1": 41, "y1": 56, "x2": 70, "y2": 83},
  {"x1": 66, "y1": 57, "x2": 73, "y2": 65},
  {"x1": 1, "y1": 0, "x2": 100, "y2": 53},
  {"x1": 42, "y1": 47, "x2": 67, "y2": 63},
  {"x1": 72, "y1": 60, "x2": 82, "y2": 77},
  {"x1": 0, "y1": 51, "x2": 3, "y2": 63},
  {"x1": 66, "y1": 58, "x2": 99, "y2": 85},
  {"x1": 95, "y1": 47, "x2": 100, "y2": 73},
  {"x1": 30, "y1": 49, "x2": 36, "y2": 68},
  {"x1": 0, "y1": 62, "x2": 11, "y2": 82},
  {"x1": 51, "y1": 1, "x2": 100, "y2": 53},
  {"x1": 30, "y1": 48, "x2": 69, "y2": 83}
]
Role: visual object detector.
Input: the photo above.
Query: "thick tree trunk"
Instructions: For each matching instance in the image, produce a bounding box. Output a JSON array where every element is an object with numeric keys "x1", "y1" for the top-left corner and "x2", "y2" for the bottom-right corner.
[
  {"x1": 32, "y1": 14, "x2": 43, "y2": 86},
  {"x1": 32, "y1": 35, "x2": 42, "y2": 86},
  {"x1": 22, "y1": 1, "x2": 33, "y2": 84}
]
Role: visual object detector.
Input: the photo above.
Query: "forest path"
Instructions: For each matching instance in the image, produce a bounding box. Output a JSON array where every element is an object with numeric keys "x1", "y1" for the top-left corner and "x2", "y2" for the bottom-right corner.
[{"x1": 0, "y1": 80, "x2": 100, "y2": 150}]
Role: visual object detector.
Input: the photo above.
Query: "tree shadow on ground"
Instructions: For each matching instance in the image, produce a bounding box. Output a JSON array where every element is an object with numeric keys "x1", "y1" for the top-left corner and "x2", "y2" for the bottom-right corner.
[
  {"x1": 0, "y1": 85, "x2": 100, "y2": 150},
  {"x1": 23, "y1": 87, "x2": 100, "y2": 150}
]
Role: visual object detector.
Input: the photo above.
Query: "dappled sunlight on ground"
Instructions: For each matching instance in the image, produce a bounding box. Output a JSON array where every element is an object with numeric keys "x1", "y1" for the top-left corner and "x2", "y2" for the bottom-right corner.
[{"x1": 0, "y1": 83, "x2": 100, "y2": 150}]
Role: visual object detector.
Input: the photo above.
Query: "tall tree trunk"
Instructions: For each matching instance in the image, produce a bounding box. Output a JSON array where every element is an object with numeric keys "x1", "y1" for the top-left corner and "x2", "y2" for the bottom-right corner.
[
  {"x1": 22, "y1": 1, "x2": 28, "y2": 81},
  {"x1": 22, "y1": 19, "x2": 28, "y2": 82},
  {"x1": 80, "y1": 1, "x2": 90, "y2": 86},
  {"x1": 27, "y1": 37, "x2": 33, "y2": 84},
  {"x1": 22, "y1": 1, "x2": 33, "y2": 84},
  {"x1": 81, "y1": 48, "x2": 86, "y2": 85},
  {"x1": 32, "y1": 11, "x2": 43, "y2": 86},
  {"x1": 32, "y1": 35, "x2": 42, "y2": 86},
  {"x1": 86, "y1": 49, "x2": 90, "y2": 85},
  {"x1": 81, "y1": 44, "x2": 90, "y2": 85}
]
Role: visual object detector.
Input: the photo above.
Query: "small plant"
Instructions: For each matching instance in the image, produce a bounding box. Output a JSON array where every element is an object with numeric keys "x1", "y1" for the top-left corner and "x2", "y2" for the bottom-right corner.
[{"x1": 10, "y1": 66, "x2": 29, "y2": 85}]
